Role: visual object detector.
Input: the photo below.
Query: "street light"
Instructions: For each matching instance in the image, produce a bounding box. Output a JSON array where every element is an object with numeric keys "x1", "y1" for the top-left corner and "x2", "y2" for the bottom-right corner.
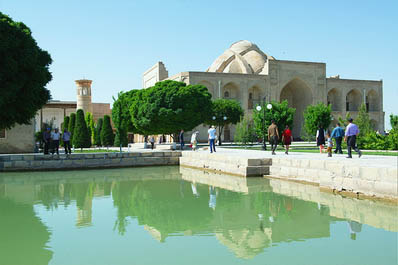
[
  {"x1": 256, "y1": 103, "x2": 272, "y2": 151},
  {"x1": 212, "y1": 115, "x2": 227, "y2": 145}
]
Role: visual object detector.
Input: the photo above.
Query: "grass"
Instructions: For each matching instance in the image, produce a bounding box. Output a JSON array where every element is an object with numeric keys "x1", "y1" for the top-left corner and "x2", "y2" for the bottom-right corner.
[{"x1": 226, "y1": 146, "x2": 398, "y2": 156}]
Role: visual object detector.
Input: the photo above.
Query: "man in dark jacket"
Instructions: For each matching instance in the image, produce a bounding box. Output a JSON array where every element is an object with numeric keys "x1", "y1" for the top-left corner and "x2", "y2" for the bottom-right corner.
[
  {"x1": 42, "y1": 128, "x2": 51, "y2": 155},
  {"x1": 331, "y1": 123, "x2": 344, "y2": 154},
  {"x1": 179, "y1": 130, "x2": 184, "y2": 150}
]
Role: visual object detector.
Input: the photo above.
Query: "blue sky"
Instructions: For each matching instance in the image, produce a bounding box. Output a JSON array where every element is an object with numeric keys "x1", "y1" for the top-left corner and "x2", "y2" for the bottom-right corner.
[{"x1": 1, "y1": 0, "x2": 397, "y2": 128}]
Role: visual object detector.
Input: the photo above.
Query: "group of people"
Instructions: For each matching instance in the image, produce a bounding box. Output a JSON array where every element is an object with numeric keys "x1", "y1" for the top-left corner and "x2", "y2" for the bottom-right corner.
[
  {"x1": 316, "y1": 118, "x2": 362, "y2": 158},
  {"x1": 42, "y1": 128, "x2": 72, "y2": 155}
]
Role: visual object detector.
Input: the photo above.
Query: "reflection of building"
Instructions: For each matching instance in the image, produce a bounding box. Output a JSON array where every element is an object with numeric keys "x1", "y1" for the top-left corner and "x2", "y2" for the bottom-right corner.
[{"x1": 142, "y1": 40, "x2": 384, "y2": 140}]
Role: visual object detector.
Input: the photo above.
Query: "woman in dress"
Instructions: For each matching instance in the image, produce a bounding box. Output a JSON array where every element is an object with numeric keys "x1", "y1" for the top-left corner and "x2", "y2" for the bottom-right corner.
[
  {"x1": 282, "y1": 125, "x2": 293, "y2": 155},
  {"x1": 316, "y1": 124, "x2": 326, "y2": 153}
]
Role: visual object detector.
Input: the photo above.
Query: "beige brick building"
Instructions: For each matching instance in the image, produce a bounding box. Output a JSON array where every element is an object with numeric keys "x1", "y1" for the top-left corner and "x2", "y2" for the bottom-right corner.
[{"x1": 143, "y1": 40, "x2": 384, "y2": 141}]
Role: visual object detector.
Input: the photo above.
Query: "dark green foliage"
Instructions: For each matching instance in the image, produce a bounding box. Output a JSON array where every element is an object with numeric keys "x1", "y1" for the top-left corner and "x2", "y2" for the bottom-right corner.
[
  {"x1": 95, "y1": 118, "x2": 103, "y2": 146},
  {"x1": 101, "y1": 115, "x2": 114, "y2": 146},
  {"x1": 73, "y1": 109, "x2": 91, "y2": 148},
  {"x1": 130, "y1": 80, "x2": 212, "y2": 139},
  {"x1": 303, "y1": 103, "x2": 332, "y2": 136},
  {"x1": 112, "y1": 91, "x2": 138, "y2": 147},
  {"x1": 85, "y1": 112, "x2": 94, "y2": 146},
  {"x1": 390, "y1": 114, "x2": 398, "y2": 130},
  {"x1": 253, "y1": 100, "x2": 295, "y2": 141},
  {"x1": 205, "y1": 99, "x2": 244, "y2": 143},
  {"x1": 68, "y1": 113, "x2": 76, "y2": 144},
  {"x1": 62, "y1": 116, "x2": 70, "y2": 132},
  {"x1": 0, "y1": 12, "x2": 52, "y2": 129}
]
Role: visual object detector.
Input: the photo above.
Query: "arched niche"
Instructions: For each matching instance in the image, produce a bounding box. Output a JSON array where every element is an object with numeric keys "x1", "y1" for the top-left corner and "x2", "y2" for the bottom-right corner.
[
  {"x1": 280, "y1": 78, "x2": 313, "y2": 138},
  {"x1": 248, "y1": 86, "x2": 261, "y2": 109},
  {"x1": 366, "y1": 89, "x2": 379, "y2": 111},
  {"x1": 327, "y1": 88, "x2": 341, "y2": 111},
  {"x1": 223, "y1": 82, "x2": 239, "y2": 99},
  {"x1": 346, "y1": 89, "x2": 362, "y2": 111}
]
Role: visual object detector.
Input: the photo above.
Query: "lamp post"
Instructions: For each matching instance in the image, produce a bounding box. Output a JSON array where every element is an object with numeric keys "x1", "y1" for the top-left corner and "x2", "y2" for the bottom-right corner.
[
  {"x1": 212, "y1": 115, "x2": 227, "y2": 145},
  {"x1": 256, "y1": 103, "x2": 272, "y2": 150}
]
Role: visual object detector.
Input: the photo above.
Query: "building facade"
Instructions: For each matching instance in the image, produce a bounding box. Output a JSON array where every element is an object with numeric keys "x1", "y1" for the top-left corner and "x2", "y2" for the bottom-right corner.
[{"x1": 143, "y1": 40, "x2": 384, "y2": 141}]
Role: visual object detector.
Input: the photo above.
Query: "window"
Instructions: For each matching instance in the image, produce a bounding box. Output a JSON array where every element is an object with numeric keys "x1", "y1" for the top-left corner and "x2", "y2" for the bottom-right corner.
[
  {"x1": 0, "y1": 129, "x2": 5, "y2": 139},
  {"x1": 224, "y1": 91, "x2": 230, "y2": 98}
]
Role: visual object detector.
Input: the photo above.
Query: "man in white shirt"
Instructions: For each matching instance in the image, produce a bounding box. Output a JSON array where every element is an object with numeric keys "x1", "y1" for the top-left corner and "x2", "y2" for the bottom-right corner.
[
  {"x1": 208, "y1": 126, "x2": 217, "y2": 153},
  {"x1": 51, "y1": 128, "x2": 61, "y2": 155}
]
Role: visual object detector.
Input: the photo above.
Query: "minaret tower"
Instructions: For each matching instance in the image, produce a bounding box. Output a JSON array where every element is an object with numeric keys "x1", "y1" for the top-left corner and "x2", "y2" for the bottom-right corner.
[{"x1": 75, "y1": 79, "x2": 93, "y2": 114}]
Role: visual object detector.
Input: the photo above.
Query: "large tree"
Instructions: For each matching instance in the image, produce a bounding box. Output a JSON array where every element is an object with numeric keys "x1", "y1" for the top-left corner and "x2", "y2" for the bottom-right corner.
[
  {"x1": 0, "y1": 12, "x2": 52, "y2": 129},
  {"x1": 205, "y1": 99, "x2": 244, "y2": 145},
  {"x1": 73, "y1": 109, "x2": 91, "y2": 148},
  {"x1": 85, "y1": 112, "x2": 94, "y2": 146},
  {"x1": 253, "y1": 100, "x2": 295, "y2": 147},
  {"x1": 62, "y1": 116, "x2": 70, "y2": 132},
  {"x1": 303, "y1": 103, "x2": 332, "y2": 136},
  {"x1": 112, "y1": 90, "x2": 138, "y2": 147},
  {"x1": 95, "y1": 118, "x2": 103, "y2": 146},
  {"x1": 130, "y1": 80, "x2": 212, "y2": 140}
]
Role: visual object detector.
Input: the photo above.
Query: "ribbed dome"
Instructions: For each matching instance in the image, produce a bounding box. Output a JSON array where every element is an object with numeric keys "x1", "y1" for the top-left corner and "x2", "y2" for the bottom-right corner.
[{"x1": 207, "y1": 40, "x2": 274, "y2": 75}]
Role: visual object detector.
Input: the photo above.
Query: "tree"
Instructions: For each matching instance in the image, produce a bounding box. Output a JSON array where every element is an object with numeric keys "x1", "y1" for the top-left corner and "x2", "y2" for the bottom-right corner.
[
  {"x1": 355, "y1": 103, "x2": 373, "y2": 148},
  {"x1": 101, "y1": 115, "x2": 114, "y2": 147},
  {"x1": 0, "y1": 12, "x2": 52, "y2": 129},
  {"x1": 95, "y1": 118, "x2": 103, "y2": 146},
  {"x1": 205, "y1": 99, "x2": 244, "y2": 145},
  {"x1": 85, "y1": 112, "x2": 94, "y2": 146},
  {"x1": 112, "y1": 90, "x2": 138, "y2": 147},
  {"x1": 68, "y1": 113, "x2": 76, "y2": 144},
  {"x1": 62, "y1": 116, "x2": 70, "y2": 132},
  {"x1": 303, "y1": 103, "x2": 332, "y2": 136},
  {"x1": 73, "y1": 109, "x2": 91, "y2": 148},
  {"x1": 389, "y1": 114, "x2": 398, "y2": 130},
  {"x1": 234, "y1": 116, "x2": 256, "y2": 146},
  {"x1": 253, "y1": 100, "x2": 295, "y2": 146},
  {"x1": 130, "y1": 80, "x2": 212, "y2": 140}
]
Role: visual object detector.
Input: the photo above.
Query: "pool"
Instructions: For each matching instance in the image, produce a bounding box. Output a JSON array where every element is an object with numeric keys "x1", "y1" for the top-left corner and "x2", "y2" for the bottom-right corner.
[{"x1": 0, "y1": 166, "x2": 397, "y2": 265}]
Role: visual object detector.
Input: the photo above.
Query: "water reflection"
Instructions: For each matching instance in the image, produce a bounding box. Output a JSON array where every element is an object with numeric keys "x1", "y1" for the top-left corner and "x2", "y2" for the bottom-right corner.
[{"x1": 0, "y1": 166, "x2": 396, "y2": 262}]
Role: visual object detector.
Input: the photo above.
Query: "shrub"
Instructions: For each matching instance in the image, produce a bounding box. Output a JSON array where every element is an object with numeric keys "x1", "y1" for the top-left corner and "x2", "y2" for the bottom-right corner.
[
  {"x1": 73, "y1": 109, "x2": 91, "y2": 148},
  {"x1": 101, "y1": 115, "x2": 114, "y2": 146}
]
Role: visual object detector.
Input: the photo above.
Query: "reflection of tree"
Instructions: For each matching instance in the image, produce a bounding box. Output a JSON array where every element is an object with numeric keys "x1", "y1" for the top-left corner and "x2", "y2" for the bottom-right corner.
[
  {"x1": 112, "y1": 180, "x2": 214, "y2": 238},
  {"x1": 0, "y1": 197, "x2": 52, "y2": 265}
]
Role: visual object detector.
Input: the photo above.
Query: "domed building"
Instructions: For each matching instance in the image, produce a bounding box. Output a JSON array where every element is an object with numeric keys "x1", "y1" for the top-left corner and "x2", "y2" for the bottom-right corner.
[{"x1": 142, "y1": 40, "x2": 384, "y2": 141}]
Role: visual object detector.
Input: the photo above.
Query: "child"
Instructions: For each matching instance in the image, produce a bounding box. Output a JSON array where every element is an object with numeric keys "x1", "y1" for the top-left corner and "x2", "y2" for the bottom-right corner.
[{"x1": 326, "y1": 132, "x2": 333, "y2": 157}]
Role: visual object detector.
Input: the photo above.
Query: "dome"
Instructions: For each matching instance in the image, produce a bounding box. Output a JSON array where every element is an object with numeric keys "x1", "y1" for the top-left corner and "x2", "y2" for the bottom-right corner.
[{"x1": 207, "y1": 40, "x2": 274, "y2": 75}]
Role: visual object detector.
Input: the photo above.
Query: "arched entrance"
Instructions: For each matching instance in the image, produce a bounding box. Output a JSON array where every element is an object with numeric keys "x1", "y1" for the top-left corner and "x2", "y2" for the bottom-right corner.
[
  {"x1": 280, "y1": 78, "x2": 313, "y2": 138},
  {"x1": 366, "y1": 89, "x2": 379, "y2": 112},
  {"x1": 327, "y1": 88, "x2": 341, "y2": 111},
  {"x1": 346, "y1": 89, "x2": 362, "y2": 111}
]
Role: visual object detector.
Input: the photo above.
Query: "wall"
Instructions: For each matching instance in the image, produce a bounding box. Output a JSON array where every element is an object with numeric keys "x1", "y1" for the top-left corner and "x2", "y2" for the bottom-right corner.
[
  {"x1": 0, "y1": 122, "x2": 35, "y2": 154},
  {"x1": 142, "y1": 62, "x2": 169, "y2": 88}
]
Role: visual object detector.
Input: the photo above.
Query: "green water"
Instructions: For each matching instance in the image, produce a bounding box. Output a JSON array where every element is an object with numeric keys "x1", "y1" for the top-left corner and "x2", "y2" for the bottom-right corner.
[{"x1": 0, "y1": 166, "x2": 397, "y2": 265}]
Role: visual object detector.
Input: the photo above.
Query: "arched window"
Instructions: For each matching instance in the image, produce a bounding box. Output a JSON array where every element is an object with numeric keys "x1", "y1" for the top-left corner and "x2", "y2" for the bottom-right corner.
[
  {"x1": 224, "y1": 91, "x2": 230, "y2": 98},
  {"x1": 249, "y1": 92, "x2": 253, "y2": 100}
]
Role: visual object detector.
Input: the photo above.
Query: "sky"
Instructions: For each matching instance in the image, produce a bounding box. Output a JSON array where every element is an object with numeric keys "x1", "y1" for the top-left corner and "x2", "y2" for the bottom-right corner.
[{"x1": 1, "y1": 0, "x2": 397, "y2": 129}]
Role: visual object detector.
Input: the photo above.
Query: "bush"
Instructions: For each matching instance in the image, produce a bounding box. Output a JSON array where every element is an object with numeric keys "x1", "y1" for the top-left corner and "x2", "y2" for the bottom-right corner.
[
  {"x1": 73, "y1": 109, "x2": 91, "y2": 148},
  {"x1": 303, "y1": 103, "x2": 332, "y2": 136},
  {"x1": 234, "y1": 116, "x2": 257, "y2": 146},
  {"x1": 95, "y1": 118, "x2": 103, "y2": 146},
  {"x1": 68, "y1": 113, "x2": 76, "y2": 144},
  {"x1": 101, "y1": 115, "x2": 114, "y2": 146}
]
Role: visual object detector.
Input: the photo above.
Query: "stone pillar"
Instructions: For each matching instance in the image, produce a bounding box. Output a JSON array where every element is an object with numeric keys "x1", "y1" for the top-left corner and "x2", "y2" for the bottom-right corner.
[{"x1": 76, "y1": 79, "x2": 93, "y2": 114}]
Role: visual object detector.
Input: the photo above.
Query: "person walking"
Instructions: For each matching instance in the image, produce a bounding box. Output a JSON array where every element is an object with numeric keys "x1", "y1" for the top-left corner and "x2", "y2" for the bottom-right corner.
[
  {"x1": 331, "y1": 123, "x2": 344, "y2": 154},
  {"x1": 42, "y1": 128, "x2": 51, "y2": 155},
  {"x1": 208, "y1": 126, "x2": 217, "y2": 153},
  {"x1": 149, "y1": 136, "x2": 155, "y2": 150},
  {"x1": 316, "y1": 125, "x2": 326, "y2": 153},
  {"x1": 179, "y1": 129, "x2": 185, "y2": 150},
  {"x1": 268, "y1": 120, "x2": 279, "y2": 155},
  {"x1": 281, "y1": 125, "x2": 293, "y2": 155},
  {"x1": 51, "y1": 128, "x2": 61, "y2": 155},
  {"x1": 344, "y1": 118, "x2": 362, "y2": 158},
  {"x1": 190, "y1": 131, "x2": 199, "y2": 151},
  {"x1": 62, "y1": 128, "x2": 72, "y2": 155}
]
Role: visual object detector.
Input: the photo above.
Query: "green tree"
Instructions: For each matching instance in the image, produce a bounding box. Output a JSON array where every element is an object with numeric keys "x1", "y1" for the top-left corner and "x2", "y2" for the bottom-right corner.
[
  {"x1": 355, "y1": 103, "x2": 373, "y2": 148},
  {"x1": 85, "y1": 112, "x2": 94, "y2": 146},
  {"x1": 95, "y1": 118, "x2": 103, "y2": 146},
  {"x1": 205, "y1": 99, "x2": 244, "y2": 145},
  {"x1": 234, "y1": 116, "x2": 256, "y2": 146},
  {"x1": 0, "y1": 12, "x2": 52, "y2": 129},
  {"x1": 389, "y1": 114, "x2": 398, "y2": 130},
  {"x1": 62, "y1": 116, "x2": 70, "y2": 132},
  {"x1": 68, "y1": 113, "x2": 76, "y2": 144},
  {"x1": 303, "y1": 103, "x2": 332, "y2": 136},
  {"x1": 73, "y1": 109, "x2": 91, "y2": 148},
  {"x1": 130, "y1": 80, "x2": 212, "y2": 140},
  {"x1": 101, "y1": 115, "x2": 114, "y2": 146},
  {"x1": 112, "y1": 90, "x2": 138, "y2": 147},
  {"x1": 253, "y1": 100, "x2": 295, "y2": 146}
]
